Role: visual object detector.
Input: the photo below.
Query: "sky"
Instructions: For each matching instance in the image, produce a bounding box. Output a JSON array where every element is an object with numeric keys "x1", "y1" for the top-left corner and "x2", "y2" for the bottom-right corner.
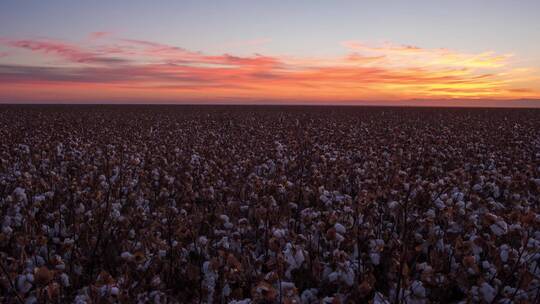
[{"x1": 1, "y1": 0, "x2": 540, "y2": 106}]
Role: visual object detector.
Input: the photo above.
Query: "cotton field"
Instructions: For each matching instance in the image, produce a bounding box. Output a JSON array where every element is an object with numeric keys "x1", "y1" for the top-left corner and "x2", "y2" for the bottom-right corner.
[{"x1": 0, "y1": 105, "x2": 539, "y2": 303}]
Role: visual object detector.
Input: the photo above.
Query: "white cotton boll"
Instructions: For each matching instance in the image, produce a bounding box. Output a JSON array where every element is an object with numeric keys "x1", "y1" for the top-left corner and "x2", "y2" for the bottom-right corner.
[
  {"x1": 217, "y1": 236, "x2": 230, "y2": 249},
  {"x1": 284, "y1": 243, "x2": 305, "y2": 278},
  {"x1": 198, "y1": 236, "x2": 208, "y2": 246},
  {"x1": 75, "y1": 203, "x2": 85, "y2": 215},
  {"x1": 280, "y1": 282, "x2": 296, "y2": 292},
  {"x1": 341, "y1": 267, "x2": 355, "y2": 286},
  {"x1": 335, "y1": 233, "x2": 345, "y2": 243},
  {"x1": 110, "y1": 286, "x2": 120, "y2": 296},
  {"x1": 411, "y1": 280, "x2": 426, "y2": 298},
  {"x1": 13, "y1": 187, "x2": 27, "y2": 203},
  {"x1": 328, "y1": 271, "x2": 339, "y2": 282},
  {"x1": 370, "y1": 253, "x2": 381, "y2": 265},
  {"x1": 17, "y1": 275, "x2": 32, "y2": 293},
  {"x1": 479, "y1": 282, "x2": 496, "y2": 302},
  {"x1": 334, "y1": 223, "x2": 346, "y2": 234},
  {"x1": 301, "y1": 288, "x2": 318, "y2": 303},
  {"x1": 222, "y1": 284, "x2": 232, "y2": 298},
  {"x1": 151, "y1": 275, "x2": 161, "y2": 287},
  {"x1": 229, "y1": 300, "x2": 252, "y2": 304},
  {"x1": 2, "y1": 226, "x2": 13, "y2": 235},
  {"x1": 74, "y1": 294, "x2": 89, "y2": 304},
  {"x1": 60, "y1": 273, "x2": 70, "y2": 287},
  {"x1": 425, "y1": 209, "x2": 436, "y2": 219},
  {"x1": 273, "y1": 229, "x2": 286, "y2": 238},
  {"x1": 388, "y1": 201, "x2": 399, "y2": 209},
  {"x1": 322, "y1": 297, "x2": 335, "y2": 304},
  {"x1": 403, "y1": 183, "x2": 410, "y2": 191},
  {"x1": 33, "y1": 195, "x2": 46, "y2": 203},
  {"x1": 202, "y1": 261, "x2": 218, "y2": 304},
  {"x1": 500, "y1": 245, "x2": 510, "y2": 263},
  {"x1": 121, "y1": 251, "x2": 133, "y2": 260},
  {"x1": 320, "y1": 194, "x2": 331, "y2": 205},
  {"x1": 219, "y1": 214, "x2": 230, "y2": 222},
  {"x1": 373, "y1": 292, "x2": 390, "y2": 304},
  {"x1": 294, "y1": 249, "x2": 305, "y2": 266},
  {"x1": 223, "y1": 222, "x2": 234, "y2": 229},
  {"x1": 472, "y1": 184, "x2": 483, "y2": 192},
  {"x1": 238, "y1": 218, "x2": 249, "y2": 225},
  {"x1": 490, "y1": 220, "x2": 508, "y2": 236},
  {"x1": 434, "y1": 198, "x2": 445, "y2": 209}
]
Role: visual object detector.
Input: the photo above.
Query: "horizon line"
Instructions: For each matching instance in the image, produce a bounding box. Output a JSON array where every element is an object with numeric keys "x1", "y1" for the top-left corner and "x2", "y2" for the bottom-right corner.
[{"x1": 1, "y1": 99, "x2": 540, "y2": 109}]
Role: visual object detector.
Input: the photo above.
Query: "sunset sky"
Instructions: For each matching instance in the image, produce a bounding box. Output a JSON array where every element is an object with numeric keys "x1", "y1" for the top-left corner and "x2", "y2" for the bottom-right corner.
[{"x1": 1, "y1": 0, "x2": 540, "y2": 106}]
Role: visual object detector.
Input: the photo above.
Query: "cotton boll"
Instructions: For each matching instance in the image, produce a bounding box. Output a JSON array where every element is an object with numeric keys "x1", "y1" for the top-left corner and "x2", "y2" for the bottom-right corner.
[
  {"x1": 434, "y1": 198, "x2": 445, "y2": 209},
  {"x1": 13, "y1": 187, "x2": 27, "y2": 203},
  {"x1": 25, "y1": 296, "x2": 38, "y2": 304},
  {"x1": 229, "y1": 300, "x2": 252, "y2": 304},
  {"x1": 411, "y1": 280, "x2": 426, "y2": 298},
  {"x1": 490, "y1": 220, "x2": 508, "y2": 236},
  {"x1": 17, "y1": 275, "x2": 32, "y2": 293},
  {"x1": 33, "y1": 195, "x2": 46, "y2": 203},
  {"x1": 273, "y1": 228, "x2": 286, "y2": 239},
  {"x1": 55, "y1": 262, "x2": 65, "y2": 270},
  {"x1": 500, "y1": 245, "x2": 510, "y2": 263},
  {"x1": 75, "y1": 203, "x2": 85, "y2": 215},
  {"x1": 479, "y1": 282, "x2": 496, "y2": 302},
  {"x1": 341, "y1": 266, "x2": 355, "y2": 286},
  {"x1": 198, "y1": 236, "x2": 208, "y2": 246},
  {"x1": 328, "y1": 271, "x2": 339, "y2": 282},
  {"x1": 223, "y1": 221, "x2": 234, "y2": 229},
  {"x1": 110, "y1": 286, "x2": 120, "y2": 296},
  {"x1": 334, "y1": 223, "x2": 346, "y2": 234},
  {"x1": 60, "y1": 273, "x2": 70, "y2": 287},
  {"x1": 2, "y1": 225, "x2": 13, "y2": 235},
  {"x1": 388, "y1": 201, "x2": 399, "y2": 209},
  {"x1": 301, "y1": 288, "x2": 318, "y2": 303},
  {"x1": 370, "y1": 253, "x2": 381, "y2": 265},
  {"x1": 425, "y1": 209, "x2": 436, "y2": 219},
  {"x1": 373, "y1": 292, "x2": 391, "y2": 304},
  {"x1": 121, "y1": 251, "x2": 133, "y2": 261}
]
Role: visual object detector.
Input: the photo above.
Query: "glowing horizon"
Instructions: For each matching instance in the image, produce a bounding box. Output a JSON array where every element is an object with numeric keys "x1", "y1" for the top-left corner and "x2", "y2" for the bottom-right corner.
[{"x1": 1, "y1": 1, "x2": 540, "y2": 106}]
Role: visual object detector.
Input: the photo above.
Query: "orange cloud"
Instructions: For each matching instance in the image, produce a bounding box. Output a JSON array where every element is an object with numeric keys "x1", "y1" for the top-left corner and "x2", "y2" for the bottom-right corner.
[
  {"x1": 0, "y1": 36, "x2": 539, "y2": 103},
  {"x1": 341, "y1": 40, "x2": 512, "y2": 69}
]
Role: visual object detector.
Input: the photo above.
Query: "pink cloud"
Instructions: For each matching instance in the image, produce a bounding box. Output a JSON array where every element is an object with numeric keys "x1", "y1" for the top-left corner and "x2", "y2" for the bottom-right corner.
[
  {"x1": 0, "y1": 35, "x2": 538, "y2": 102},
  {"x1": 89, "y1": 31, "x2": 111, "y2": 39},
  {"x1": 7, "y1": 39, "x2": 95, "y2": 62},
  {"x1": 5, "y1": 39, "x2": 130, "y2": 64}
]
